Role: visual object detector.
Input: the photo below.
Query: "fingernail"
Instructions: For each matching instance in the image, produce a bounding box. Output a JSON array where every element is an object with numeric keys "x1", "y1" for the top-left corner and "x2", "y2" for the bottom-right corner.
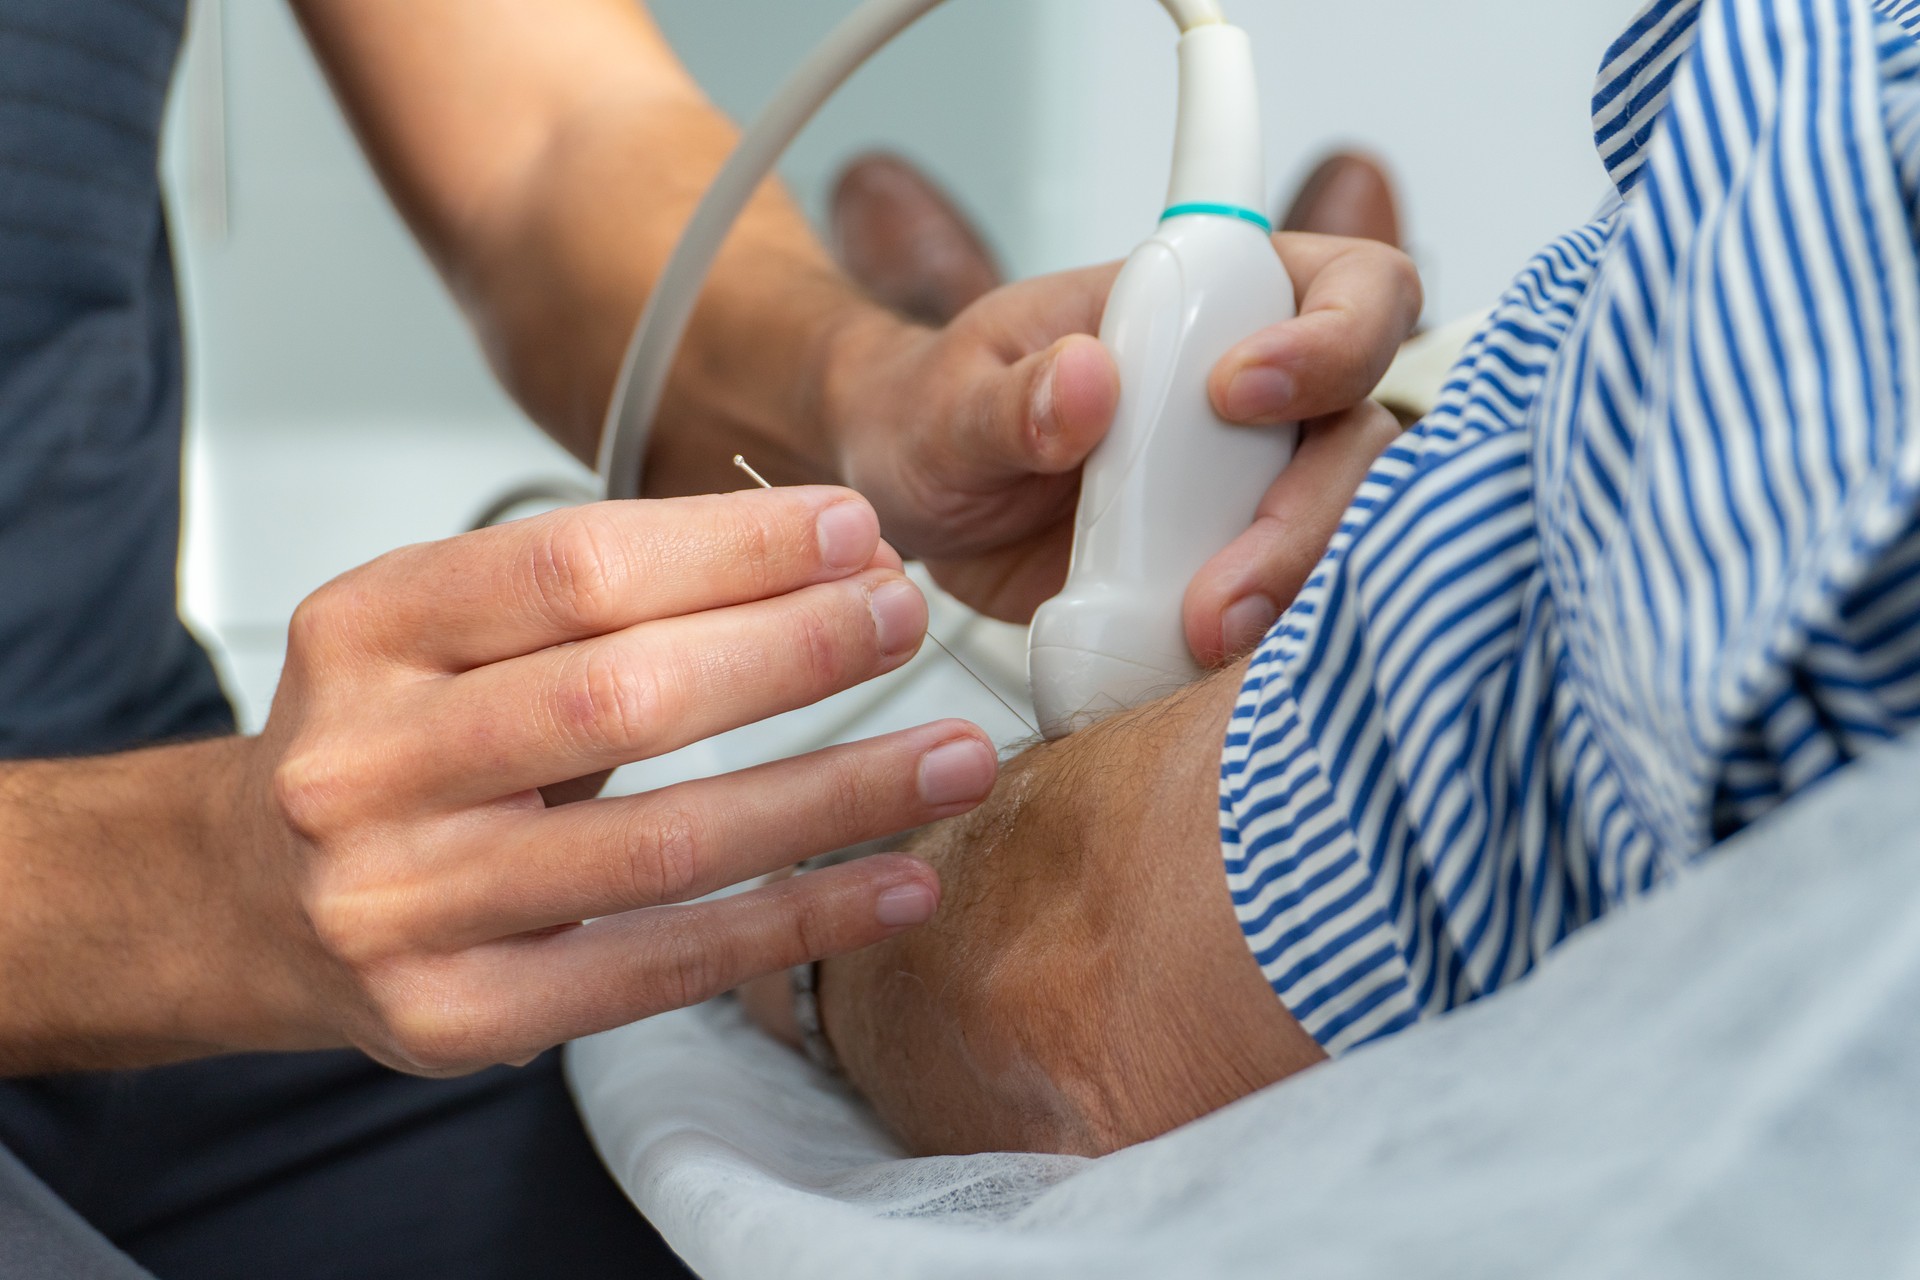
[
  {"x1": 868, "y1": 578, "x2": 927, "y2": 656},
  {"x1": 817, "y1": 501, "x2": 877, "y2": 571},
  {"x1": 1030, "y1": 358, "x2": 1060, "y2": 440},
  {"x1": 917, "y1": 737, "x2": 998, "y2": 808},
  {"x1": 875, "y1": 882, "x2": 938, "y2": 928},
  {"x1": 1222, "y1": 594, "x2": 1281, "y2": 655},
  {"x1": 1225, "y1": 365, "x2": 1295, "y2": 422}
]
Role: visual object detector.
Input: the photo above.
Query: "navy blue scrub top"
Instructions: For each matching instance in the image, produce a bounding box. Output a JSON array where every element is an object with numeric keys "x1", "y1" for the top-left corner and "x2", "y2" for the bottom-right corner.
[
  {"x1": 0, "y1": 0, "x2": 233, "y2": 760},
  {"x1": 0, "y1": 12, "x2": 700, "y2": 1277}
]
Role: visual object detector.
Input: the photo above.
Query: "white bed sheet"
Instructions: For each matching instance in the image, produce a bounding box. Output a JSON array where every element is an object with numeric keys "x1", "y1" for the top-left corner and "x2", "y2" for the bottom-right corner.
[{"x1": 571, "y1": 736, "x2": 1920, "y2": 1279}]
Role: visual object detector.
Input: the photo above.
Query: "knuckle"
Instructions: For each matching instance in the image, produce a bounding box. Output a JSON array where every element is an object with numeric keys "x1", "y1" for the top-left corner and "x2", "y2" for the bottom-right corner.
[
  {"x1": 284, "y1": 595, "x2": 328, "y2": 657},
  {"x1": 792, "y1": 598, "x2": 855, "y2": 689},
  {"x1": 272, "y1": 748, "x2": 357, "y2": 842},
  {"x1": 1358, "y1": 401, "x2": 1404, "y2": 445},
  {"x1": 1246, "y1": 509, "x2": 1295, "y2": 542},
  {"x1": 788, "y1": 894, "x2": 832, "y2": 963},
  {"x1": 531, "y1": 509, "x2": 625, "y2": 633},
  {"x1": 358, "y1": 963, "x2": 503, "y2": 1076},
  {"x1": 620, "y1": 804, "x2": 706, "y2": 905},
  {"x1": 1378, "y1": 246, "x2": 1425, "y2": 314},
  {"x1": 821, "y1": 758, "x2": 871, "y2": 827},
  {"x1": 729, "y1": 503, "x2": 785, "y2": 586},
  {"x1": 383, "y1": 996, "x2": 491, "y2": 1076},
  {"x1": 571, "y1": 644, "x2": 664, "y2": 753},
  {"x1": 777, "y1": 886, "x2": 842, "y2": 971},
  {"x1": 287, "y1": 578, "x2": 367, "y2": 662},
  {"x1": 305, "y1": 879, "x2": 402, "y2": 969},
  {"x1": 649, "y1": 944, "x2": 722, "y2": 1018}
]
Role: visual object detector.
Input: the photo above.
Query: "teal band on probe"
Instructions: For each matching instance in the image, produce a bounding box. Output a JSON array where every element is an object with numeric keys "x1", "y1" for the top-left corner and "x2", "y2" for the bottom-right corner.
[{"x1": 1160, "y1": 202, "x2": 1273, "y2": 232}]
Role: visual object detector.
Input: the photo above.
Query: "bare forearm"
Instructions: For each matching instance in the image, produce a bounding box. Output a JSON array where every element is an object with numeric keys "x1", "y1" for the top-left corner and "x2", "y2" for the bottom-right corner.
[
  {"x1": 462, "y1": 94, "x2": 873, "y2": 491},
  {"x1": 818, "y1": 670, "x2": 1326, "y2": 1157},
  {"x1": 0, "y1": 739, "x2": 304, "y2": 1074},
  {"x1": 290, "y1": 0, "x2": 882, "y2": 485}
]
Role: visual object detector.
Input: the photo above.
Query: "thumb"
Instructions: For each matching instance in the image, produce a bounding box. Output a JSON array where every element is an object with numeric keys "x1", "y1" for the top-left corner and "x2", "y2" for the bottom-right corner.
[{"x1": 955, "y1": 332, "x2": 1119, "y2": 480}]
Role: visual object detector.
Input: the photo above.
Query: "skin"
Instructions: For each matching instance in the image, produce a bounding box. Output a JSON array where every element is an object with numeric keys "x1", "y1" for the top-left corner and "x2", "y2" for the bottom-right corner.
[
  {"x1": 0, "y1": 491, "x2": 1004, "y2": 1075},
  {"x1": 0, "y1": 0, "x2": 1415, "y2": 1076},
  {"x1": 826, "y1": 241, "x2": 1414, "y2": 647},
  {"x1": 289, "y1": 0, "x2": 1422, "y2": 660},
  {"x1": 743, "y1": 667, "x2": 1328, "y2": 1157}
]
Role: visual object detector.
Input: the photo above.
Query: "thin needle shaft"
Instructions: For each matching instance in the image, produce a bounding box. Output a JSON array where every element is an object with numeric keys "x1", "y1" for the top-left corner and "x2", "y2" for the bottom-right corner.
[
  {"x1": 923, "y1": 632, "x2": 1038, "y2": 736},
  {"x1": 733, "y1": 455, "x2": 1037, "y2": 735}
]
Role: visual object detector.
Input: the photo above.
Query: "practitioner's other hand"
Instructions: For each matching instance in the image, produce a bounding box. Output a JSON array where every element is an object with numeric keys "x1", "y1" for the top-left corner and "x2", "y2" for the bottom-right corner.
[
  {"x1": 228, "y1": 489, "x2": 1000, "y2": 1077},
  {"x1": 1190, "y1": 151, "x2": 1415, "y2": 662},
  {"x1": 820, "y1": 155, "x2": 1420, "y2": 666},
  {"x1": 1188, "y1": 233, "x2": 1417, "y2": 663}
]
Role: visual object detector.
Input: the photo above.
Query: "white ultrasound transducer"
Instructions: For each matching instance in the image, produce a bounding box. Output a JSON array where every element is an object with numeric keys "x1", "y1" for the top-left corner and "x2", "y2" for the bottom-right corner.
[{"x1": 600, "y1": 0, "x2": 1298, "y2": 743}]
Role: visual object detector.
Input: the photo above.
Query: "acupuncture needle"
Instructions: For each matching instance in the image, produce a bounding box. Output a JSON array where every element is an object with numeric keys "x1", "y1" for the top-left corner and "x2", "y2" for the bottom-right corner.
[{"x1": 733, "y1": 455, "x2": 1039, "y2": 735}]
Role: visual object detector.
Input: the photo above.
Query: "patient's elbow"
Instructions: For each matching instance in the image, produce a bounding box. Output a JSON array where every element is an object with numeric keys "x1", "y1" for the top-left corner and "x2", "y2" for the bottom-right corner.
[
  {"x1": 921, "y1": 945, "x2": 1218, "y2": 1159},
  {"x1": 932, "y1": 934, "x2": 1322, "y2": 1160}
]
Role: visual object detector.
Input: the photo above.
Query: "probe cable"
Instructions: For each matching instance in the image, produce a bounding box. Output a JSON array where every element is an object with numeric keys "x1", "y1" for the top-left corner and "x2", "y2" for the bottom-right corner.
[
  {"x1": 597, "y1": 0, "x2": 1233, "y2": 749},
  {"x1": 734, "y1": 457, "x2": 1038, "y2": 738},
  {"x1": 599, "y1": 0, "x2": 1227, "y2": 500}
]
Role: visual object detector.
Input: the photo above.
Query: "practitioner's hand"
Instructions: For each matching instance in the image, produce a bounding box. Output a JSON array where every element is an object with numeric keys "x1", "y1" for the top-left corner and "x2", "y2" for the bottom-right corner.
[
  {"x1": 821, "y1": 233, "x2": 1419, "y2": 666},
  {"x1": 1190, "y1": 234, "x2": 1419, "y2": 663},
  {"x1": 232, "y1": 489, "x2": 999, "y2": 1077}
]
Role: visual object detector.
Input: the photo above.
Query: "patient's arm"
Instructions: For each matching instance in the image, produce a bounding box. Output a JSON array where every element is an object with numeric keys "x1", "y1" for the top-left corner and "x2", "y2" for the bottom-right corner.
[{"x1": 758, "y1": 666, "x2": 1326, "y2": 1157}]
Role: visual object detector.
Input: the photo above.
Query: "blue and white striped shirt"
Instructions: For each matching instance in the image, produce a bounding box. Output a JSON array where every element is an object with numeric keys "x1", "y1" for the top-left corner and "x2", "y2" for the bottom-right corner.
[{"x1": 1219, "y1": 0, "x2": 1920, "y2": 1054}]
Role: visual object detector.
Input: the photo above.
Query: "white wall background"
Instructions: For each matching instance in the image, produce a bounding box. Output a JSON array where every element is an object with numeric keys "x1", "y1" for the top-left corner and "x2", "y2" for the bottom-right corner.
[
  {"x1": 1028, "y1": 0, "x2": 1646, "y2": 317},
  {"x1": 164, "y1": 0, "x2": 1648, "y2": 737}
]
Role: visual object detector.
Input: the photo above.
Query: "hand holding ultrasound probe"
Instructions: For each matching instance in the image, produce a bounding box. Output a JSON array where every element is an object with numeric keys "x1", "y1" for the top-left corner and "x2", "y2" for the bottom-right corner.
[
  {"x1": 605, "y1": 0, "x2": 1418, "y2": 735},
  {"x1": 0, "y1": 0, "x2": 1415, "y2": 1084},
  {"x1": 0, "y1": 0, "x2": 1422, "y2": 1270}
]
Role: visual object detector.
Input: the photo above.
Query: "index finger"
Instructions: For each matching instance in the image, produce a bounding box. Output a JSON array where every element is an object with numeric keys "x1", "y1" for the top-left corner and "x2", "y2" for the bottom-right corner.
[
  {"x1": 1209, "y1": 233, "x2": 1424, "y2": 426},
  {"x1": 305, "y1": 488, "x2": 885, "y2": 672},
  {"x1": 1182, "y1": 401, "x2": 1403, "y2": 665},
  {"x1": 423, "y1": 855, "x2": 944, "y2": 1066}
]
